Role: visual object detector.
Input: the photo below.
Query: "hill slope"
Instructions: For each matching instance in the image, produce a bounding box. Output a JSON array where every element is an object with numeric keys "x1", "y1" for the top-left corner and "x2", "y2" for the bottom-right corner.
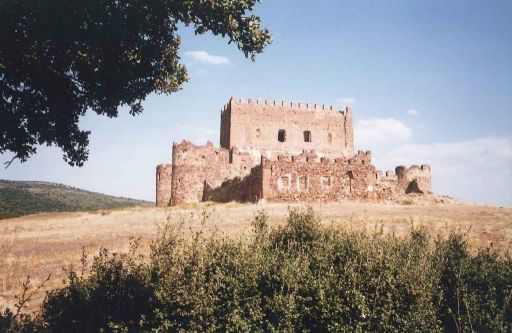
[{"x1": 0, "y1": 179, "x2": 152, "y2": 219}]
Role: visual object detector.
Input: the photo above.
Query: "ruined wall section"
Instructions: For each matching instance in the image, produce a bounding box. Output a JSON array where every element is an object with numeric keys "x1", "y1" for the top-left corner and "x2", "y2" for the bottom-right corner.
[
  {"x1": 170, "y1": 140, "x2": 256, "y2": 205},
  {"x1": 225, "y1": 97, "x2": 354, "y2": 159},
  {"x1": 395, "y1": 165, "x2": 432, "y2": 194},
  {"x1": 261, "y1": 151, "x2": 380, "y2": 202},
  {"x1": 375, "y1": 164, "x2": 432, "y2": 196},
  {"x1": 204, "y1": 166, "x2": 263, "y2": 203},
  {"x1": 156, "y1": 164, "x2": 173, "y2": 207}
]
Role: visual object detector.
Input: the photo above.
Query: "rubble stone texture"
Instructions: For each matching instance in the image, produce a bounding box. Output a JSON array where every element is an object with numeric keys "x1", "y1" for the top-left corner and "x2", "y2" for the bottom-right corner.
[{"x1": 156, "y1": 97, "x2": 431, "y2": 206}]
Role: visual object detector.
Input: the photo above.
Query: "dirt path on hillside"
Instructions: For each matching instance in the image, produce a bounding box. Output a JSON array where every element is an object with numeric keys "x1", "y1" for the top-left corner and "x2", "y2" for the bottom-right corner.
[{"x1": 1, "y1": 201, "x2": 511, "y2": 314}]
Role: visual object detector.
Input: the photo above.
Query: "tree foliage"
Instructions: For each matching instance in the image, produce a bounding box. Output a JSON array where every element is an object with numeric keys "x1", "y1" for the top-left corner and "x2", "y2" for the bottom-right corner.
[{"x1": 0, "y1": 0, "x2": 271, "y2": 166}]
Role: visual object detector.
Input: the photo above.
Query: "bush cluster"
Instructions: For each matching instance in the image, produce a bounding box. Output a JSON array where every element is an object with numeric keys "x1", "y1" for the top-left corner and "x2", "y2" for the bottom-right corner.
[{"x1": 2, "y1": 208, "x2": 511, "y2": 332}]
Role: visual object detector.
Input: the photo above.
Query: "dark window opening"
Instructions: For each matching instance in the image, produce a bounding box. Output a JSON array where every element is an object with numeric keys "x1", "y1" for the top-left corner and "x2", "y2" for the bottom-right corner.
[
  {"x1": 304, "y1": 130, "x2": 312, "y2": 142},
  {"x1": 278, "y1": 129, "x2": 286, "y2": 142},
  {"x1": 328, "y1": 133, "x2": 333, "y2": 144},
  {"x1": 321, "y1": 176, "x2": 332, "y2": 187}
]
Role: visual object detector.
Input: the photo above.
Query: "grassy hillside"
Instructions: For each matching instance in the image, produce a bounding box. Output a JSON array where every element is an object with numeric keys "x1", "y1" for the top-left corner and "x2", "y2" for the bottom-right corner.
[{"x1": 0, "y1": 179, "x2": 152, "y2": 219}]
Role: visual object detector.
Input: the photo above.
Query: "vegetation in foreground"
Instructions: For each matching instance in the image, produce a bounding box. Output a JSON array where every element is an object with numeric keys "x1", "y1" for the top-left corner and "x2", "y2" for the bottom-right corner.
[
  {"x1": 0, "y1": 180, "x2": 152, "y2": 220},
  {"x1": 1, "y1": 208, "x2": 511, "y2": 332}
]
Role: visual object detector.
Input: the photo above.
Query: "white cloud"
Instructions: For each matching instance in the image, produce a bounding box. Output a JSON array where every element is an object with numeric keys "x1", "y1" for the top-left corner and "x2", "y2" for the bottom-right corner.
[
  {"x1": 373, "y1": 137, "x2": 512, "y2": 206},
  {"x1": 185, "y1": 51, "x2": 230, "y2": 65},
  {"x1": 355, "y1": 118, "x2": 412, "y2": 149},
  {"x1": 406, "y1": 109, "x2": 419, "y2": 116},
  {"x1": 336, "y1": 97, "x2": 355, "y2": 106}
]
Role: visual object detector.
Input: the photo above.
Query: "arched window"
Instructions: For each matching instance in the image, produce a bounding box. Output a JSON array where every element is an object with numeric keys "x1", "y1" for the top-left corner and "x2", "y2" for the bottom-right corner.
[
  {"x1": 303, "y1": 130, "x2": 311, "y2": 142},
  {"x1": 278, "y1": 129, "x2": 286, "y2": 142},
  {"x1": 328, "y1": 133, "x2": 333, "y2": 144}
]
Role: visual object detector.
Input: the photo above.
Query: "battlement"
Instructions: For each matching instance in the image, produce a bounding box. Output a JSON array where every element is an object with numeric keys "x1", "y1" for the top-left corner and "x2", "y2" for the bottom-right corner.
[
  {"x1": 171, "y1": 140, "x2": 231, "y2": 170},
  {"x1": 261, "y1": 150, "x2": 372, "y2": 167},
  {"x1": 222, "y1": 96, "x2": 346, "y2": 114}
]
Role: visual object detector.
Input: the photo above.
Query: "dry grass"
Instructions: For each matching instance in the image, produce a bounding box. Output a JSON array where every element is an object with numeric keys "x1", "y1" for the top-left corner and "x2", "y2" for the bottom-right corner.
[{"x1": 1, "y1": 200, "x2": 511, "y2": 314}]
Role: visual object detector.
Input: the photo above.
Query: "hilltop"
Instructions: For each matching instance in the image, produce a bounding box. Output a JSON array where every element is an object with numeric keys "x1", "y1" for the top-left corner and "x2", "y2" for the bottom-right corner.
[{"x1": 0, "y1": 179, "x2": 152, "y2": 219}]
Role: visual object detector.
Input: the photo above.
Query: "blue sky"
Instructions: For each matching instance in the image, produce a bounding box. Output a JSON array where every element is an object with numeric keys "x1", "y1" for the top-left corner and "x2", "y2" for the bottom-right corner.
[{"x1": 1, "y1": 0, "x2": 511, "y2": 205}]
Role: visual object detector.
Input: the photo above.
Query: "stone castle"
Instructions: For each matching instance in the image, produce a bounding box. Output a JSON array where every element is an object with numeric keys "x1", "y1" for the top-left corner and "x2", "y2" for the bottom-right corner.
[{"x1": 156, "y1": 97, "x2": 431, "y2": 206}]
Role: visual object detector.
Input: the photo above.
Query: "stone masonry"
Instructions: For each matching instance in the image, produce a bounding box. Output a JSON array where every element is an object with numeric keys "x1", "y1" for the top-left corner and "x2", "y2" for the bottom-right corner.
[{"x1": 156, "y1": 97, "x2": 431, "y2": 206}]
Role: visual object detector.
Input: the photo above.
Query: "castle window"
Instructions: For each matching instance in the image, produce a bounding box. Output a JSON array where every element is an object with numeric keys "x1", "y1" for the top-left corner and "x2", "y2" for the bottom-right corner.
[
  {"x1": 347, "y1": 171, "x2": 354, "y2": 193},
  {"x1": 298, "y1": 177, "x2": 309, "y2": 191},
  {"x1": 321, "y1": 176, "x2": 332, "y2": 191},
  {"x1": 256, "y1": 128, "x2": 261, "y2": 138},
  {"x1": 321, "y1": 176, "x2": 332, "y2": 187},
  {"x1": 278, "y1": 129, "x2": 286, "y2": 142},
  {"x1": 304, "y1": 131, "x2": 311, "y2": 142},
  {"x1": 278, "y1": 175, "x2": 291, "y2": 191},
  {"x1": 328, "y1": 133, "x2": 333, "y2": 144}
]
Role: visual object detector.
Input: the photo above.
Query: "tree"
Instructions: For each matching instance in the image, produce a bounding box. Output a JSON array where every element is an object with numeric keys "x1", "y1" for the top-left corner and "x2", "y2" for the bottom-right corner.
[{"x1": 0, "y1": 0, "x2": 271, "y2": 167}]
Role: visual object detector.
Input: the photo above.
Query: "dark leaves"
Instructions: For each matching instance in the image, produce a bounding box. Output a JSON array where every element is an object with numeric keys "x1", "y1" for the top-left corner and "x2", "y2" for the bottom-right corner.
[{"x1": 0, "y1": 0, "x2": 271, "y2": 166}]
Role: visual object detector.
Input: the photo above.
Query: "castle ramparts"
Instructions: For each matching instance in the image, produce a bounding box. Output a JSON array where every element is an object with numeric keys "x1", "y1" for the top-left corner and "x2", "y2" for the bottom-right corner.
[{"x1": 156, "y1": 97, "x2": 431, "y2": 206}]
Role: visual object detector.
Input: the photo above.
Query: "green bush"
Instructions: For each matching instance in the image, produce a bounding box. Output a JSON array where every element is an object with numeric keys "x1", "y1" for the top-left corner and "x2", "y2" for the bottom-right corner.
[{"x1": 2, "y1": 208, "x2": 511, "y2": 332}]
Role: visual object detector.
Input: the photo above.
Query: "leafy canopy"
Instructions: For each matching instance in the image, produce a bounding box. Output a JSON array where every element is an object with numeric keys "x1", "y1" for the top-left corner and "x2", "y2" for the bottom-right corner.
[{"x1": 0, "y1": 0, "x2": 271, "y2": 166}]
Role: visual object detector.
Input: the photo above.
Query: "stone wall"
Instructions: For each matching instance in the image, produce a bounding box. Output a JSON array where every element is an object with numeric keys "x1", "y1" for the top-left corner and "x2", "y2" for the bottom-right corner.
[
  {"x1": 203, "y1": 166, "x2": 263, "y2": 203},
  {"x1": 396, "y1": 165, "x2": 432, "y2": 194},
  {"x1": 169, "y1": 140, "x2": 256, "y2": 205},
  {"x1": 155, "y1": 164, "x2": 172, "y2": 206},
  {"x1": 261, "y1": 151, "x2": 379, "y2": 202},
  {"x1": 156, "y1": 142, "x2": 432, "y2": 205},
  {"x1": 221, "y1": 97, "x2": 354, "y2": 158}
]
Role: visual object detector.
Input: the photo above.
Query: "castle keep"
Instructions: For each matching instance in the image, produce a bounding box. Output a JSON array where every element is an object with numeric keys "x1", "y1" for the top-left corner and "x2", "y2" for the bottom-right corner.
[{"x1": 156, "y1": 97, "x2": 431, "y2": 206}]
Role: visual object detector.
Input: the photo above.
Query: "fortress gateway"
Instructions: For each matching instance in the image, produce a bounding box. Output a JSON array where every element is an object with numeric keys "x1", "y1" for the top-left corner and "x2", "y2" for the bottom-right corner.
[{"x1": 156, "y1": 97, "x2": 431, "y2": 206}]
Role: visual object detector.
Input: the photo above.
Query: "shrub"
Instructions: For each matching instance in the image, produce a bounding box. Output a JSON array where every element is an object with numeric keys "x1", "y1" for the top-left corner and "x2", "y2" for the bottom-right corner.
[{"x1": 2, "y1": 208, "x2": 511, "y2": 332}]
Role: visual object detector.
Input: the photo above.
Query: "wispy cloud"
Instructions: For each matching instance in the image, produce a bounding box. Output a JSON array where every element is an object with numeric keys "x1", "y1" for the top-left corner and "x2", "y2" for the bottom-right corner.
[
  {"x1": 355, "y1": 118, "x2": 412, "y2": 149},
  {"x1": 336, "y1": 97, "x2": 355, "y2": 106},
  {"x1": 406, "y1": 109, "x2": 419, "y2": 116},
  {"x1": 185, "y1": 51, "x2": 230, "y2": 65}
]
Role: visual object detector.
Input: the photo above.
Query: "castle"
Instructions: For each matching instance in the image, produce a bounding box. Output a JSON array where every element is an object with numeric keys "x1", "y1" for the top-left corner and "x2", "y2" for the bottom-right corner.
[{"x1": 156, "y1": 97, "x2": 431, "y2": 206}]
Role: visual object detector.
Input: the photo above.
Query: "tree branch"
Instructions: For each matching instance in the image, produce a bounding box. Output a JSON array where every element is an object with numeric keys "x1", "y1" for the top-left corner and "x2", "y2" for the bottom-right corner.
[{"x1": 4, "y1": 155, "x2": 17, "y2": 169}]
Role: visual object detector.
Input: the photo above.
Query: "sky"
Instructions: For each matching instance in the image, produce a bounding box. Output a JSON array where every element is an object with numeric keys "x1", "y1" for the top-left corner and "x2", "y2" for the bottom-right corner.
[{"x1": 1, "y1": 0, "x2": 512, "y2": 206}]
